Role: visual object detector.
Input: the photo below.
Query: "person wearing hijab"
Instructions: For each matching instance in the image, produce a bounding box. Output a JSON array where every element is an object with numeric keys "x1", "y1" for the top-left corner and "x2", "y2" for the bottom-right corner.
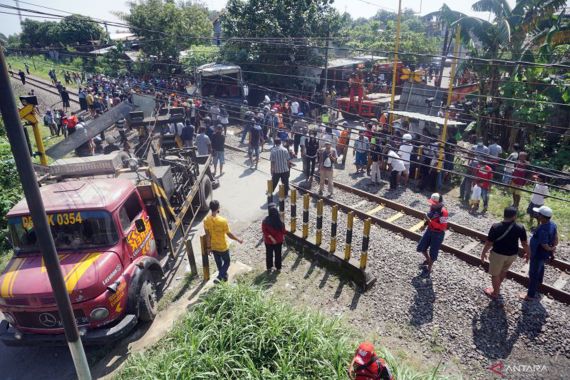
[{"x1": 261, "y1": 204, "x2": 287, "y2": 272}]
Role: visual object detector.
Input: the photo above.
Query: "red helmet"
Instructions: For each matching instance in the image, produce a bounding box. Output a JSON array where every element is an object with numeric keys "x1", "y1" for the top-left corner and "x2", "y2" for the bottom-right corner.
[{"x1": 354, "y1": 342, "x2": 376, "y2": 365}]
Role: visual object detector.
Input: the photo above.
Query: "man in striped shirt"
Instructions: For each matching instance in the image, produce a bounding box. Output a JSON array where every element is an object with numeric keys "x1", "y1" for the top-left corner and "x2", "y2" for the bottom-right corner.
[{"x1": 270, "y1": 138, "x2": 292, "y2": 197}]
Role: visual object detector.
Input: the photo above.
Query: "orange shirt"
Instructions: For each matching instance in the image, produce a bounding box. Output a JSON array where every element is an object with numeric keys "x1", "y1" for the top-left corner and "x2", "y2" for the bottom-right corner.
[{"x1": 338, "y1": 130, "x2": 350, "y2": 147}]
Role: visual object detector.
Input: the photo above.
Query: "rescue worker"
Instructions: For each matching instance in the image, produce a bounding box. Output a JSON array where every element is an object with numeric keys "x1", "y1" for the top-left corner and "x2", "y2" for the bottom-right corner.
[
  {"x1": 417, "y1": 193, "x2": 448, "y2": 274},
  {"x1": 348, "y1": 342, "x2": 394, "y2": 380}
]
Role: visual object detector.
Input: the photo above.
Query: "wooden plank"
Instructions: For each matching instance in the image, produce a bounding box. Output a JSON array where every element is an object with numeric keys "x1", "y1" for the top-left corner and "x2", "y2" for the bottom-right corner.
[
  {"x1": 366, "y1": 204, "x2": 385, "y2": 216},
  {"x1": 409, "y1": 221, "x2": 425, "y2": 232},
  {"x1": 385, "y1": 212, "x2": 404, "y2": 223}
]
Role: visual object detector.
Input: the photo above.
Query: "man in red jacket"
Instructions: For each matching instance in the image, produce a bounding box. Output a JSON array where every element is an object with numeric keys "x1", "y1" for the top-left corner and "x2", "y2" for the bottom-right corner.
[{"x1": 417, "y1": 193, "x2": 448, "y2": 274}]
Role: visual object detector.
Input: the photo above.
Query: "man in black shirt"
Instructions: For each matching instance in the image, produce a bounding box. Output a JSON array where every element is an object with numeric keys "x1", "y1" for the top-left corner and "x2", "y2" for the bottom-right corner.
[
  {"x1": 211, "y1": 125, "x2": 225, "y2": 177},
  {"x1": 481, "y1": 206, "x2": 530, "y2": 299}
]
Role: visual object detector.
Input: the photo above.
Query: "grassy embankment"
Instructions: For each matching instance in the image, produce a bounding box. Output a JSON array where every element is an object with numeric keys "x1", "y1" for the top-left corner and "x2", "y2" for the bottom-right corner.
[
  {"x1": 117, "y1": 283, "x2": 448, "y2": 380},
  {"x1": 487, "y1": 187, "x2": 569, "y2": 240},
  {"x1": 7, "y1": 55, "x2": 82, "y2": 82}
]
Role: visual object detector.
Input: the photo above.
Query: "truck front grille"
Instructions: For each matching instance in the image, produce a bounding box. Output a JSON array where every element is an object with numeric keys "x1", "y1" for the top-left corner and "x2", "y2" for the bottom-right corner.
[{"x1": 13, "y1": 309, "x2": 88, "y2": 329}]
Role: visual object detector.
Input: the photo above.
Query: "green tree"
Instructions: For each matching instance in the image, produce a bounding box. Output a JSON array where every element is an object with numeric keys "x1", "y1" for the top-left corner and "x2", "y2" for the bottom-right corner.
[
  {"x1": 118, "y1": 0, "x2": 212, "y2": 62},
  {"x1": 456, "y1": 0, "x2": 568, "y2": 147},
  {"x1": 181, "y1": 45, "x2": 220, "y2": 72},
  {"x1": 20, "y1": 19, "x2": 60, "y2": 48},
  {"x1": 341, "y1": 9, "x2": 442, "y2": 67},
  {"x1": 57, "y1": 15, "x2": 108, "y2": 47},
  {"x1": 221, "y1": 0, "x2": 347, "y2": 91}
]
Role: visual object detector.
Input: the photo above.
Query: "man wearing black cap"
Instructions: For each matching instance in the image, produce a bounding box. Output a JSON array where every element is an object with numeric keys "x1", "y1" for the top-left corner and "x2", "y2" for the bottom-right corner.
[{"x1": 481, "y1": 206, "x2": 529, "y2": 299}]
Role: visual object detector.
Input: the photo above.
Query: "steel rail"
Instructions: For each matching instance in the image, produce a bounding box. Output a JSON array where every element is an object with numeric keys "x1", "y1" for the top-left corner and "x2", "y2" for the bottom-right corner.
[
  {"x1": 291, "y1": 183, "x2": 570, "y2": 305},
  {"x1": 224, "y1": 142, "x2": 570, "y2": 273}
]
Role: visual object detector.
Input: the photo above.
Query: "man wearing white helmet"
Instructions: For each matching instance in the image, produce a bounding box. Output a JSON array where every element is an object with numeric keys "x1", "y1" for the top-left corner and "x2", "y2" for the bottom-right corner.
[
  {"x1": 398, "y1": 133, "x2": 413, "y2": 185},
  {"x1": 417, "y1": 193, "x2": 448, "y2": 274},
  {"x1": 522, "y1": 206, "x2": 558, "y2": 300}
]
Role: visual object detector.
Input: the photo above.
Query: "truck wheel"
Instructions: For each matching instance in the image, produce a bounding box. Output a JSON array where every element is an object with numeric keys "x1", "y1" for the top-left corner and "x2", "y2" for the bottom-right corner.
[
  {"x1": 138, "y1": 272, "x2": 158, "y2": 322},
  {"x1": 199, "y1": 176, "x2": 213, "y2": 212}
]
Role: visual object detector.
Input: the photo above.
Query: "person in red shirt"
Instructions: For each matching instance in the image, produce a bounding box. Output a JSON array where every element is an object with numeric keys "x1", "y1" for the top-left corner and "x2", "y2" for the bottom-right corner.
[
  {"x1": 476, "y1": 163, "x2": 493, "y2": 212},
  {"x1": 348, "y1": 341, "x2": 394, "y2": 380},
  {"x1": 510, "y1": 152, "x2": 529, "y2": 208},
  {"x1": 417, "y1": 193, "x2": 448, "y2": 274},
  {"x1": 261, "y1": 204, "x2": 287, "y2": 272}
]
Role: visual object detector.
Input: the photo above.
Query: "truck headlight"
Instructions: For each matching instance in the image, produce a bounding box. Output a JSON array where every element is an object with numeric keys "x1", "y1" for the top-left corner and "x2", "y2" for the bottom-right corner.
[
  {"x1": 90, "y1": 307, "x2": 109, "y2": 321},
  {"x1": 3, "y1": 312, "x2": 16, "y2": 325}
]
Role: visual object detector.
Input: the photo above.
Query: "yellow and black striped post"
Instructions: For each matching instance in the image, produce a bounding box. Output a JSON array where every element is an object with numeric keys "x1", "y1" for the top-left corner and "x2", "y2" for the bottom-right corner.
[
  {"x1": 290, "y1": 189, "x2": 297, "y2": 233},
  {"x1": 344, "y1": 211, "x2": 354, "y2": 261},
  {"x1": 415, "y1": 146, "x2": 423, "y2": 180},
  {"x1": 360, "y1": 219, "x2": 372, "y2": 270},
  {"x1": 266, "y1": 179, "x2": 273, "y2": 209},
  {"x1": 329, "y1": 205, "x2": 338, "y2": 253},
  {"x1": 302, "y1": 193, "x2": 310, "y2": 239},
  {"x1": 279, "y1": 184, "x2": 286, "y2": 222},
  {"x1": 316, "y1": 199, "x2": 324, "y2": 246},
  {"x1": 200, "y1": 235, "x2": 210, "y2": 281}
]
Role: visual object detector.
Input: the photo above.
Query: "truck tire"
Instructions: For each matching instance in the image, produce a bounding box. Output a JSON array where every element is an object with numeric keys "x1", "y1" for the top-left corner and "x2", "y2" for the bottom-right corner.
[
  {"x1": 138, "y1": 272, "x2": 158, "y2": 322},
  {"x1": 199, "y1": 176, "x2": 213, "y2": 212}
]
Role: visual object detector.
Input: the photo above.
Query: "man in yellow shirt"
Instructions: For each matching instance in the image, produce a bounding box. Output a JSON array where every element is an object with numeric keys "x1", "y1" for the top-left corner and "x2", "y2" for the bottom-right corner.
[{"x1": 203, "y1": 200, "x2": 243, "y2": 283}]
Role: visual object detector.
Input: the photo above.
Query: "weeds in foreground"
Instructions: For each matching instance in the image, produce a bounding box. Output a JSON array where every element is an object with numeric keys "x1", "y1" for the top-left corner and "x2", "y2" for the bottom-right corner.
[{"x1": 117, "y1": 283, "x2": 450, "y2": 379}]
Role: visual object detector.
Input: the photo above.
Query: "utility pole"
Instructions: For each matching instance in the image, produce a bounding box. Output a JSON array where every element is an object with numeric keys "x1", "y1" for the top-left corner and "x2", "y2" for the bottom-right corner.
[
  {"x1": 0, "y1": 49, "x2": 92, "y2": 380},
  {"x1": 14, "y1": 0, "x2": 22, "y2": 26},
  {"x1": 389, "y1": 0, "x2": 402, "y2": 130},
  {"x1": 322, "y1": 27, "x2": 330, "y2": 97},
  {"x1": 437, "y1": 24, "x2": 461, "y2": 172}
]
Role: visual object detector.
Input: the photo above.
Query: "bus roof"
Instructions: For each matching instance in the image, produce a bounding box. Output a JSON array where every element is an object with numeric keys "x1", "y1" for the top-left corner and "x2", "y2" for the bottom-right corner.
[
  {"x1": 196, "y1": 63, "x2": 241, "y2": 77},
  {"x1": 388, "y1": 110, "x2": 466, "y2": 126}
]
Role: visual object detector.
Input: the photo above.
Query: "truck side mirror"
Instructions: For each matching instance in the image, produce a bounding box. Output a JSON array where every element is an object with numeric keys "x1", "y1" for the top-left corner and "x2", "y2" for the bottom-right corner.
[{"x1": 135, "y1": 219, "x2": 146, "y2": 233}]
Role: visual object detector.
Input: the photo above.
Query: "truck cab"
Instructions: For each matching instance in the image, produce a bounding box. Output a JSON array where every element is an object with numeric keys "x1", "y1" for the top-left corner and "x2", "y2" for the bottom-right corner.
[{"x1": 0, "y1": 150, "x2": 213, "y2": 345}]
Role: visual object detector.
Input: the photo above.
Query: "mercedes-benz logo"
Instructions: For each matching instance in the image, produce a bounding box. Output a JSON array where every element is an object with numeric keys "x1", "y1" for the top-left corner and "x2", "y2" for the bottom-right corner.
[{"x1": 38, "y1": 312, "x2": 58, "y2": 328}]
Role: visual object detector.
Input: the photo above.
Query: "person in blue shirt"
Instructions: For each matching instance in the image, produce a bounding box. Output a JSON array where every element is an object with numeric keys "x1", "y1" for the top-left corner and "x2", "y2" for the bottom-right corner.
[{"x1": 521, "y1": 206, "x2": 558, "y2": 300}]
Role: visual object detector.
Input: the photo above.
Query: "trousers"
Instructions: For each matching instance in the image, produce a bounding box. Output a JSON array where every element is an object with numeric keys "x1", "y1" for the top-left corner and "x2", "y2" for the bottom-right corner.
[
  {"x1": 265, "y1": 243, "x2": 283, "y2": 270},
  {"x1": 212, "y1": 250, "x2": 231, "y2": 281}
]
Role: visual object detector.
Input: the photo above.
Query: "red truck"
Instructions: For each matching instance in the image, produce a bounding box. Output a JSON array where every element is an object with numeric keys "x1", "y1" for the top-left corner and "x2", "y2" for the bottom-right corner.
[{"x1": 0, "y1": 149, "x2": 213, "y2": 345}]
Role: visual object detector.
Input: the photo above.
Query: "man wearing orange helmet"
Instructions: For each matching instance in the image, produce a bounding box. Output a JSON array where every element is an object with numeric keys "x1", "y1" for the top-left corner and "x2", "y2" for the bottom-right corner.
[{"x1": 348, "y1": 342, "x2": 394, "y2": 380}]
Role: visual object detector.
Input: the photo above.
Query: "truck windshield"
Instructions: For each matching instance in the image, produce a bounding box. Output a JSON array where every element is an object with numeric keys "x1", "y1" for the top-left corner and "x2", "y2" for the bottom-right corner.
[{"x1": 8, "y1": 211, "x2": 119, "y2": 253}]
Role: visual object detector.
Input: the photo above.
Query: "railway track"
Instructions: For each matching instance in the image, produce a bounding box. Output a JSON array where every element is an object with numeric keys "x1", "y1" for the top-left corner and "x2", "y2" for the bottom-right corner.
[
  {"x1": 10, "y1": 73, "x2": 80, "y2": 104},
  {"x1": 17, "y1": 78, "x2": 570, "y2": 304},
  {"x1": 224, "y1": 142, "x2": 570, "y2": 304}
]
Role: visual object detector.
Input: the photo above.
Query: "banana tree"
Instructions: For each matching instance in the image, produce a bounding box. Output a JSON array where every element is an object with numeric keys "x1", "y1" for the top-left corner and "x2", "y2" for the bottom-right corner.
[{"x1": 423, "y1": 4, "x2": 467, "y2": 88}]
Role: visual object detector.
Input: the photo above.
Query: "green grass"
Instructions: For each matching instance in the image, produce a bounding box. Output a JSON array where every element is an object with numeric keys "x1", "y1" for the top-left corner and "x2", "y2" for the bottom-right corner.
[
  {"x1": 6, "y1": 55, "x2": 82, "y2": 82},
  {"x1": 487, "y1": 187, "x2": 570, "y2": 241},
  {"x1": 117, "y1": 283, "x2": 450, "y2": 380}
]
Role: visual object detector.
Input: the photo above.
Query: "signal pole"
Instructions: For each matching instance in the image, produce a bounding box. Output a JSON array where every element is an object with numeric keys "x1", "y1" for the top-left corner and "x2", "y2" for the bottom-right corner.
[
  {"x1": 389, "y1": 0, "x2": 402, "y2": 130},
  {"x1": 0, "y1": 49, "x2": 92, "y2": 379}
]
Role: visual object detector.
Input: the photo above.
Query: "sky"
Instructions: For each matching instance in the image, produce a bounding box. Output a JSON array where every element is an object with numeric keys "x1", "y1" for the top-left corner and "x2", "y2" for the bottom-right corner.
[{"x1": 0, "y1": 0, "x2": 516, "y2": 36}]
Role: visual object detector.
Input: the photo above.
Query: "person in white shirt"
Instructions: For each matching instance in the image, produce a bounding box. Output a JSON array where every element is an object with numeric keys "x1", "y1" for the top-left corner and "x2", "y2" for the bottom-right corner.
[
  {"x1": 470, "y1": 182, "x2": 482, "y2": 213},
  {"x1": 387, "y1": 150, "x2": 405, "y2": 190},
  {"x1": 291, "y1": 100, "x2": 299, "y2": 115},
  {"x1": 527, "y1": 174, "x2": 549, "y2": 228},
  {"x1": 502, "y1": 144, "x2": 520, "y2": 184},
  {"x1": 398, "y1": 133, "x2": 414, "y2": 185}
]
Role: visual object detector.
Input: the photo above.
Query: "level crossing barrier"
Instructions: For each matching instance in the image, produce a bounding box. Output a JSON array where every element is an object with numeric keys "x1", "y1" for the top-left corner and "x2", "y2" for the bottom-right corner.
[{"x1": 280, "y1": 186, "x2": 376, "y2": 291}]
